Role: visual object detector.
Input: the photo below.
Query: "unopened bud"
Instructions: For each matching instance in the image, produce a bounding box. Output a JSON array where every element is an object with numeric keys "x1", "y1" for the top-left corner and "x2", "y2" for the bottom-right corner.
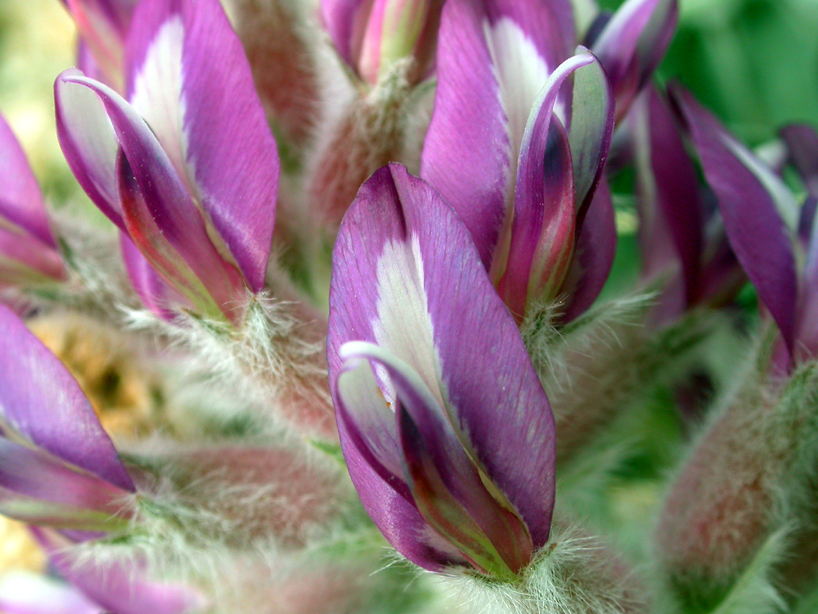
[
  {"x1": 654, "y1": 335, "x2": 818, "y2": 610},
  {"x1": 322, "y1": 0, "x2": 443, "y2": 86}
]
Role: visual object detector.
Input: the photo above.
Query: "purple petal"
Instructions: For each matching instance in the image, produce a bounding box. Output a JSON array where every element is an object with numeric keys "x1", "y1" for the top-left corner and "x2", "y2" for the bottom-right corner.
[
  {"x1": 55, "y1": 69, "x2": 123, "y2": 229},
  {"x1": 33, "y1": 529, "x2": 206, "y2": 614},
  {"x1": 672, "y1": 86, "x2": 799, "y2": 354},
  {"x1": 0, "y1": 572, "x2": 104, "y2": 614},
  {"x1": 632, "y1": 87, "x2": 702, "y2": 304},
  {"x1": 561, "y1": 177, "x2": 617, "y2": 321},
  {"x1": 0, "y1": 304, "x2": 133, "y2": 491},
  {"x1": 796, "y1": 221, "x2": 818, "y2": 356},
  {"x1": 320, "y1": 0, "x2": 369, "y2": 69},
  {"x1": 0, "y1": 227, "x2": 66, "y2": 284},
  {"x1": 119, "y1": 233, "x2": 180, "y2": 320},
  {"x1": 341, "y1": 342, "x2": 533, "y2": 575},
  {"x1": 499, "y1": 114, "x2": 574, "y2": 319},
  {"x1": 64, "y1": 0, "x2": 136, "y2": 89},
  {"x1": 0, "y1": 116, "x2": 53, "y2": 246},
  {"x1": 125, "y1": 0, "x2": 278, "y2": 291},
  {"x1": 333, "y1": 368, "x2": 462, "y2": 570},
  {"x1": 59, "y1": 74, "x2": 246, "y2": 321},
  {"x1": 0, "y1": 439, "x2": 131, "y2": 532},
  {"x1": 328, "y1": 164, "x2": 556, "y2": 552},
  {"x1": 498, "y1": 52, "x2": 612, "y2": 318},
  {"x1": 591, "y1": 0, "x2": 678, "y2": 120},
  {"x1": 799, "y1": 195, "x2": 818, "y2": 249},
  {"x1": 420, "y1": 0, "x2": 574, "y2": 268},
  {"x1": 780, "y1": 124, "x2": 818, "y2": 198}
]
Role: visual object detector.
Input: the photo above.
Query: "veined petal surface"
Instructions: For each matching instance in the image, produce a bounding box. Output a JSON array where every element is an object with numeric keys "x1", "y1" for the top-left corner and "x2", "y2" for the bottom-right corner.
[
  {"x1": 421, "y1": 0, "x2": 574, "y2": 268},
  {"x1": 673, "y1": 86, "x2": 799, "y2": 354},
  {"x1": 0, "y1": 304, "x2": 133, "y2": 491},
  {"x1": 126, "y1": 0, "x2": 279, "y2": 291},
  {"x1": 328, "y1": 165, "x2": 556, "y2": 569}
]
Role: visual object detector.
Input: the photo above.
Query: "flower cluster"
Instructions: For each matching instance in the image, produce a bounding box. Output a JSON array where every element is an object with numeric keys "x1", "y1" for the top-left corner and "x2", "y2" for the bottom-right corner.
[{"x1": 0, "y1": 0, "x2": 817, "y2": 613}]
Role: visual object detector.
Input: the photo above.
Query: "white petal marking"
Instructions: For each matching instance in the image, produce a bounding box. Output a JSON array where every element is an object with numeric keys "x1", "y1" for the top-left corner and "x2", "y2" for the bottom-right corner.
[
  {"x1": 130, "y1": 17, "x2": 196, "y2": 198},
  {"x1": 372, "y1": 235, "x2": 442, "y2": 409},
  {"x1": 483, "y1": 18, "x2": 552, "y2": 171}
]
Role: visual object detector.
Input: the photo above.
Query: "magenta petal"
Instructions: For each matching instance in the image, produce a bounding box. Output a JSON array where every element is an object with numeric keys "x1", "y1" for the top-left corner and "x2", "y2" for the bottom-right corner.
[
  {"x1": 126, "y1": 0, "x2": 278, "y2": 291},
  {"x1": 780, "y1": 124, "x2": 818, "y2": 198},
  {"x1": 672, "y1": 86, "x2": 799, "y2": 354},
  {"x1": 55, "y1": 69, "x2": 123, "y2": 229},
  {"x1": 34, "y1": 529, "x2": 205, "y2": 614},
  {"x1": 419, "y1": 0, "x2": 511, "y2": 267},
  {"x1": 329, "y1": 164, "x2": 556, "y2": 554},
  {"x1": 498, "y1": 52, "x2": 611, "y2": 317},
  {"x1": 64, "y1": 0, "x2": 136, "y2": 89},
  {"x1": 561, "y1": 177, "x2": 618, "y2": 321},
  {"x1": 0, "y1": 305, "x2": 133, "y2": 491},
  {"x1": 500, "y1": 114, "x2": 574, "y2": 318},
  {"x1": 120, "y1": 234, "x2": 180, "y2": 320},
  {"x1": 0, "y1": 439, "x2": 130, "y2": 531},
  {"x1": 632, "y1": 87, "x2": 702, "y2": 303},
  {"x1": 60, "y1": 74, "x2": 246, "y2": 319},
  {"x1": 0, "y1": 116, "x2": 53, "y2": 246},
  {"x1": 324, "y1": 380, "x2": 462, "y2": 570},
  {"x1": 591, "y1": 0, "x2": 678, "y2": 120},
  {"x1": 420, "y1": 0, "x2": 574, "y2": 268},
  {"x1": 320, "y1": 0, "x2": 368, "y2": 68},
  {"x1": 0, "y1": 227, "x2": 66, "y2": 284},
  {"x1": 341, "y1": 342, "x2": 533, "y2": 575}
]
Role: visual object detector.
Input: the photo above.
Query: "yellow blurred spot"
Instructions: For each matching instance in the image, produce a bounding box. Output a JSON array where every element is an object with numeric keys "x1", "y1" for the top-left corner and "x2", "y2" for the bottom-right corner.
[
  {"x1": 0, "y1": 518, "x2": 46, "y2": 574},
  {"x1": 28, "y1": 314, "x2": 163, "y2": 439}
]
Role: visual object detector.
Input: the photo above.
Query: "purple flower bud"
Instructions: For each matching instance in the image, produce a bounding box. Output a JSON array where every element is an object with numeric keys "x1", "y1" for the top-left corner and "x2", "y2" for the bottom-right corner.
[
  {"x1": 328, "y1": 164, "x2": 556, "y2": 577},
  {"x1": 670, "y1": 85, "x2": 808, "y2": 361},
  {"x1": 321, "y1": 0, "x2": 444, "y2": 85},
  {"x1": 0, "y1": 303, "x2": 134, "y2": 532},
  {"x1": 591, "y1": 0, "x2": 678, "y2": 121},
  {"x1": 0, "y1": 116, "x2": 66, "y2": 288},
  {"x1": 654, "y1": 340, "x2": 818, "y2": 610},
  {"x1": 61, "y1": 0, "x2": 138, "y2": 92},
  {"x1": 55, "y1": 0, "x2": 280, "y2": 325}
]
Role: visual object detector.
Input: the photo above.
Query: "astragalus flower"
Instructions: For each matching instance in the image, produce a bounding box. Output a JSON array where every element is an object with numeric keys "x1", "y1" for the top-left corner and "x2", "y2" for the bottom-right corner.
[
  {"x1": 0, "y1": 304, "x2": 200, "y2": 614},
  {"x1": 421, "y1": 0, "x2": 677, "y2": 322},
  {"x1": 327, "y1": 164, "x2": 556, "y2": 578},
  {"x1": 629, "y1": 86, "x2": 744, "y2": 324},
  {"x1": 55, "y1": 0, "x2": 279, "y2": 326},
  {"x1": 0, "y1": 115, "x2": 66, "y2": 289}
]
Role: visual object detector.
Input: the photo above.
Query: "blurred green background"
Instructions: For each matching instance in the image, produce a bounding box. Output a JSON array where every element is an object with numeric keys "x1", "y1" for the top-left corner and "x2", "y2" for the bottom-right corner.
[{"x1": 1, "y1": 0, "x2": 817, "y2": 201}]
